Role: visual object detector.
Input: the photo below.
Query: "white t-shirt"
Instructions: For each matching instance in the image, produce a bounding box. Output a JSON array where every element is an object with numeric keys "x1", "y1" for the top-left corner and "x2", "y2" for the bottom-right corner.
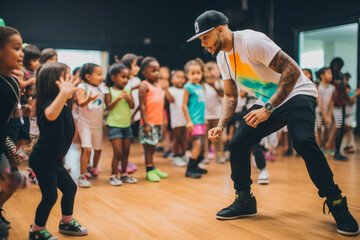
[
  {"x1": 217, "y1": 30, "x2": 317, "y2": 107},
  {"x1": 318, "y1": 83, "x2": 335, "y2": 114},
  {"x1": 236, "y1": 83, "x2": 246, "y2": 113},
  {"x1": 126, "y1": 76, "x2": 141, "y2": 121},
  {"x1": 204, "y1": 82, "x2": 222, "y2": 120},
  {"x1": 77, "y1": 83, "x2": 108, "y2": 128},
  {"x1": 168, "y1": 87, "x2": 186, "y2": 128}
]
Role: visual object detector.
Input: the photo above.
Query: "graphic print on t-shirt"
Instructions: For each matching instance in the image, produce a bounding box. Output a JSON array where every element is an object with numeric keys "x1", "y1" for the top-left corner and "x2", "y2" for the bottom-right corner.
[
  {"x1": 228, "y1": 52, "x2": 277, "y2": 102},
  {"x1": 87, "y1": 98, "x2": 103, "y2": 112},
  {"x1": 196, "y1": 89, "x2": 205, "y2": 102}
]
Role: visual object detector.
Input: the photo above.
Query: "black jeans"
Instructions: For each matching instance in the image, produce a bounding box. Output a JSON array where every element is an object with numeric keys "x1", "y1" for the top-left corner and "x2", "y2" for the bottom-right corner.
[
  {"x1": 33, "y1": 166, "x2": 77, "y2": 227},
  {"x1": 229, "y1": 95, "x2": 341, "y2": 198},
  {"x1": 251, "y1": 144, "x2": 266, "y2": 170}
]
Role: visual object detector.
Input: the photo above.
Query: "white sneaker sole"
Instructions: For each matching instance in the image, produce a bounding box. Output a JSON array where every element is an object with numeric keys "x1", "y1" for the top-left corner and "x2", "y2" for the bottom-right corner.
[
  {"x1": 122, "y1": 180, "x2": 138, "y2": 184},
  {"x1": 337, "y1": 228, "x2": 360, "y2": 236},
  {"x1": 110, "y1": 183, "x2": 122, "y2": 186},
  {"x1": 216, "y1": 213, "x2": 257, "y2": 220},
  {"x1": 257, "y1": 179, "x2": 269, "y2": 185},
  {"x1": 173, "y1": 162, "x2": 187, "y2": 167}
]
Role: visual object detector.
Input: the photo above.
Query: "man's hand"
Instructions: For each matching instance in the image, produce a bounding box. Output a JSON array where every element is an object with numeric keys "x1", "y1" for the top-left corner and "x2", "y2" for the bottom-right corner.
[
  {"x1": 243, "y1": 107, "x2": 271, "y2": 128},
  {"x1": 208, "y1": 126, "x2": 223, "y2": 142}
]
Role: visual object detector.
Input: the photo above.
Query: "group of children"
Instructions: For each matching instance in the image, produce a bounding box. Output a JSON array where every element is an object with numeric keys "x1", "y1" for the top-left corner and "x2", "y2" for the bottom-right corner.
[
  {"x1": 70, "y1": 56, "x2": 229, "y2": 185},
  {"x1": 0, "y1": 24, "x2": 359, "y2": 239}
]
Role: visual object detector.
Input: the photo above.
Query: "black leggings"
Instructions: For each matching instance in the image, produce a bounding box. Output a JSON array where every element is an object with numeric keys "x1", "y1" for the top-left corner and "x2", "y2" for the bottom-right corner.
[
  {"x1": 229, "y1": 95, "x2": 341, "y2": 198},
  {"x1": 32, "y1": 166, "x2": 77, "y2": 227}
]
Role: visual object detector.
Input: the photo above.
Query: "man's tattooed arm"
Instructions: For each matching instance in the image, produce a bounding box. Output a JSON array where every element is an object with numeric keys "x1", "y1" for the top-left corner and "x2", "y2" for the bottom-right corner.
[
  {"x1": 218, "y1": 79, "x2": 238, "y2": 127},
  {"x1": 268, "y1": 50, "x2": 301, "y2": 107}
]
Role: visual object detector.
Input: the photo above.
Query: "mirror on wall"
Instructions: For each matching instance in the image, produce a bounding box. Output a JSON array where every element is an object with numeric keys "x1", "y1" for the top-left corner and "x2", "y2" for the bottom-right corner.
[{"x1": 299, "y1": 23, "x2": 358, "y2": 127}]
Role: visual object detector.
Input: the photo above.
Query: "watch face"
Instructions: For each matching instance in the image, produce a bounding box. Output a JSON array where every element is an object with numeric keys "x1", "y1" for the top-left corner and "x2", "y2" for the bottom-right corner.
[{"x1": 265, "y1": 103, "x2": 273, "y2": 111}]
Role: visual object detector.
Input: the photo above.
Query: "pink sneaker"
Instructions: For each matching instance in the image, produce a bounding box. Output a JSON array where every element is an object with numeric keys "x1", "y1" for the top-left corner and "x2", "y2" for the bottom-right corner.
[
  {"x1": 118, "y1": 162, "x2": 138, "y2": 174},
  {"x1": 90, "y1": 168, "x2": 99, "y2": 177},
  {"x1": 264, "y1": 152, "x2": 276, "y2": 161},
  {"x1": 127, "y1": 162, "x2": 137, "y2": 173}
]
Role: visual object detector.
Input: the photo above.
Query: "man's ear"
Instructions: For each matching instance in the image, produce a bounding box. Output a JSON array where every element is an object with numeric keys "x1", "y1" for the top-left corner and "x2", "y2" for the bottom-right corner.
[{"x1": 217, "y1": 25, "x2": 224, "y2": 34}]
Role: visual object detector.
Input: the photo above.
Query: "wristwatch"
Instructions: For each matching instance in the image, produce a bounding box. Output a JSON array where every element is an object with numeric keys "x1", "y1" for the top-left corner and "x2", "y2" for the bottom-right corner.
[
  {"x1": 217, "y1": 124, "x2": 225, "y2": 131},
  {"x1": 264, "y1": 102, "x2": 276, "y2": 113}
]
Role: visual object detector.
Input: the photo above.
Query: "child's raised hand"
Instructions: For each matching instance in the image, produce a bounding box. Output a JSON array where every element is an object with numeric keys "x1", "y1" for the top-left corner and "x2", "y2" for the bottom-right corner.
[
  {"x1": 84, "y1": 90, "x2": 100, "y2": 103},
  {"x1": 56, "y1": 75, "x2": 80, "y2": 98},
  {"x1": 114, "y1": 55, "x2": 120, "y2": 63},
  {"x1": 158, "y1": 80, "x2": 169, "y2": 90}
]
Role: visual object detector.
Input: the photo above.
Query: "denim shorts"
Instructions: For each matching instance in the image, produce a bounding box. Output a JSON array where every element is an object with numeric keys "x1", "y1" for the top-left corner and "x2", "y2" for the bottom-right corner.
[{"x1": 107, "y1": 126, "x2": 133, "y2": 140}]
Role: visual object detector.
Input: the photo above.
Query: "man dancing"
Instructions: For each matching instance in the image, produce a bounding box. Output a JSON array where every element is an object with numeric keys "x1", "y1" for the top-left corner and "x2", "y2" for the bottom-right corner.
[{"x1": 187, "y1": 10, "x2": 358, "y2": 236}]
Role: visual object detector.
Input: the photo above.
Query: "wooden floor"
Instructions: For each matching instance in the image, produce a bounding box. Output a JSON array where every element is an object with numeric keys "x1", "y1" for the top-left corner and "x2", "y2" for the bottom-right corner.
[{"x1": 6, "y1": 138, "x2": 360, "y2": 240}]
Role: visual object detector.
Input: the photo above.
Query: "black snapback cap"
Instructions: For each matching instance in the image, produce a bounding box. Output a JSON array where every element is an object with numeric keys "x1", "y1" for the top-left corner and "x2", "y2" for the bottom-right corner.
[{"x1": 187, "y1": 10, "x2": 228, "y2": 42}]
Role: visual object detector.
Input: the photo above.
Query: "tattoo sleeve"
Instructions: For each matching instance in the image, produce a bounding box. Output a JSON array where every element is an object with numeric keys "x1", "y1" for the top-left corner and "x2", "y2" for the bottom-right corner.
[
  {"x1": 218, "y1": 79, "x2": 238, "y2": 127},
  {"x1": 268, "y1": 50, "x2": 301, "y2": 107}
]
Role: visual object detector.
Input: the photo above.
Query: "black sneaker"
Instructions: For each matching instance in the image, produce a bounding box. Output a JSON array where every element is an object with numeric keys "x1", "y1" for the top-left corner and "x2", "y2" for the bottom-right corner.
[
  {"x1": 59, "y1": 219, "x2": 88, "y2": 236},
  {"x1": 195, "y1": 156, "x2": 208, "y2": 174},
  {"x1": 29, "y1": 226, "x2": 58, "y2": 240},
  {"x1": 195, "y1": 166, "x2": 208, "y2": 174},
  {"x1": 162, "y1": 150, "x2": 172, "y2": 158},
  {"x1": 156, "y1": 147, "x2": 164, "y2": 152},
  {"x1": 186, "y1": 160, "x2": 202, "y2": 179},
  {"x1": 333, "y1": 153, "x2": 348, "y2": 161},
  {"x1": 216, "y1": 192, "x2": 257, "y2": 220},
  {"x1": 0, "y1": 209, "x2": 10, "y2": 229},
  {"x1": 185, "y1": 169, "x2": 201, "y2": 178},
  {"x1": 324, "y1": 196, "x2": 359, "y2": 236}
]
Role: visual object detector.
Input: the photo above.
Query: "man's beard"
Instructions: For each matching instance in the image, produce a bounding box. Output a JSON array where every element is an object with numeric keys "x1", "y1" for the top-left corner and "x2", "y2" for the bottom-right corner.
[{"x1": 212, "y1": 34, "x2": 223, "y2": 57}]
